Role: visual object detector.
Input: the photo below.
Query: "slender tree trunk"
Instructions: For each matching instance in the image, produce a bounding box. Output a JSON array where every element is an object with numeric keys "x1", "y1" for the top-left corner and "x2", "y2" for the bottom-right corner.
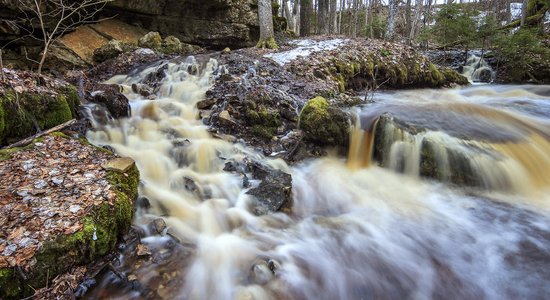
[
  {"x1": 520, "y1": 0, "x2": 528, "y2": 26},
  {"x1": 409, "y1": 0, "x2": 423, "y2": 43},
  {"x1": 330, "y1": 0, "x2": 337, "y2": 33},
  {"x1": 257, "y1": 0, "x2": 277, "y2": 48},
  {"x1": 300, "y1": 0, "x2": 312, "y2": 36},
  {"x1": 338, "y1": 0, "x2": 344, "y2": 34},
  {"x1": 405, "y1": 0, "x2": 412, "y2": 45},
  {"x1": 318, "y1": 0, "x2": 330, "y2": 34},
  {"x1": 385, "y1": 0, "x2": 398, "y2": 40}
]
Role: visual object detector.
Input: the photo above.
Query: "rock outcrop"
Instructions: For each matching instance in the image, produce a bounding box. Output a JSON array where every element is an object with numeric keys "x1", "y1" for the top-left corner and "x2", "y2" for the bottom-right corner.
[
  {"x1": 0, "y1": 134, "x2": 139, "y2": 299},
  {"x1": 0, "y1": 69, "x2": 80, "y2": 146},
  {"x1": 102, "y1": 0, "x2": 259, "y2": 49}
]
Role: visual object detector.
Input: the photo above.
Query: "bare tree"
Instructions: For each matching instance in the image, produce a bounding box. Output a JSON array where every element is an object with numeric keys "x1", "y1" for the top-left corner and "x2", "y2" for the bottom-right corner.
[
  {"x1": 17, "y1": 0, "x2": 112, "y2": 76},
  {"x1": 257, "y1": 0, "x2": 277, "y2": 48},
  {"x1": 385, "y1": 0, "x2": 398, "y2": 40},
  {"x1": 300, "y1": 0, "x2": 312, "y2": 36}
]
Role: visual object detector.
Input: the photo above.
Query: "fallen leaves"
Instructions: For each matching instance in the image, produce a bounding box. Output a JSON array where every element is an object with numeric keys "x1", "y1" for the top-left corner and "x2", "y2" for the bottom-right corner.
[{"x1": 0, "y1": 135, "x2": 117, "y2": 270}]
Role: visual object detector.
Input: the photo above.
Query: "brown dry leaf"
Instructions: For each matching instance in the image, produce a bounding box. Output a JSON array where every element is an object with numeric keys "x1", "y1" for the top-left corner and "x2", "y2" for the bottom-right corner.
[
  {"x1": 15, "y1": 246, "x2": 37, "y2": 265},
  {"x1": 137, "y1": 244, "x2": 151, "y2": 257},
  {"x1": 64, "y1": 224, "x2": 83, "y2": 235},
  {"x1": 7, "y1": 226, "x2": 26, "y2": 241}
]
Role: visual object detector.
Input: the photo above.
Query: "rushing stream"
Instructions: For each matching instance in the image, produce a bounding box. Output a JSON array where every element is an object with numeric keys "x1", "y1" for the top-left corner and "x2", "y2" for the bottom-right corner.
[{"x1": 85, "y1": 58, "x2": 550, "y2": 300}]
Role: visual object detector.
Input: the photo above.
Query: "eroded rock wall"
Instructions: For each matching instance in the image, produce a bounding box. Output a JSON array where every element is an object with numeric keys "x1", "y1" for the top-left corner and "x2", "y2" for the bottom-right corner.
[{"x1": 103, "y1": 0, "x2": 259, "y2": 48}]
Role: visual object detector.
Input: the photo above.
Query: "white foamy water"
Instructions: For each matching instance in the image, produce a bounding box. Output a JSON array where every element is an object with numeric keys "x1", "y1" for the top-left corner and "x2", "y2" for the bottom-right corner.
[{"x1": 87, "y1": 59, "x2": 550, "y2": 299}]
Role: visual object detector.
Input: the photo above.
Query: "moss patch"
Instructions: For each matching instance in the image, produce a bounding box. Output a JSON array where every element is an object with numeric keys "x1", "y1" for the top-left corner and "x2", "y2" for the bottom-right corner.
[
  {"x1": 299, "y1": 96, "x2": 350, "y2": 146},
  {"x1": 0, "y1": 85, "x2": 79, "y2": 146},
  {"x1": 256, "y1": 37, "x2": 278, "y2": 50}
]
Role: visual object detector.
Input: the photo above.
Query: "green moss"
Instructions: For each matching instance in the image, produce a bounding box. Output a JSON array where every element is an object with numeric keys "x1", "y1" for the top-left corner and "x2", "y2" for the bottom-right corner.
[
  {"x1": 256, "y1": 37, "x2": 279, "y2": 49},
  {"x1": 299, "y1": 96, "x2": 349, "y2": 146},
  {"x1": 161, "y1": 36, "x2": 183, "y2": 54},
  {"x1": 0, "y1": 86, "x2": 77, "y2": 146},
  {"x1": 0, "y1": 269, "x2": 24, "y2": 299},
  {"x1": 246, "y1": 105, "x2": 279, "y2": 140},
  {"x1": 251, "y1": 125, "x2": 277, "y2": 139}
]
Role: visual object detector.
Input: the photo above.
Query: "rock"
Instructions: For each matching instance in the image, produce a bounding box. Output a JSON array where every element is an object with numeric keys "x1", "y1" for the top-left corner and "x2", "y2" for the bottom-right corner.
[
  {"x1": 246, "y1": 162, "x2": 292, "y2": 215},
  {"x1": 149, "y1": 218, "x2": 167, "y2": 235},
  {"x1": 89, "y1": 85, "x2": 130, "y2": 118},
  {"x1": 196, "y1": 98, "x2": 217, "y2": 110},
  {"x1": 299, "y1": 96, "x2": 350, "y2": 147},
  {"x1": 161, "y1": 35, "x2": 183, "y2": 54},
  {"x1": 102, "y1": 0, "x2": 259, "y2": 48},
  {"x1": 93, "y1": 40, "x2": 126, "y2": 63},
  {"x1": 0, "y1": 134, "x2": 140, "y2": 299},
  {"x1": 218, "y1": 110, "x2": 236, "y2": 128},
  {"x1": 138, "y1": 32, "x2": 162, "y2": 50},
  {"x1": 131, "y1": 83, "x2": 154, "y2": 97},
  {"x1": 102, "y1": 157, "x2": 136, "y2": 173},
  {"x1": 0, "y1": 79, "x2": 80, "y2": 146}
]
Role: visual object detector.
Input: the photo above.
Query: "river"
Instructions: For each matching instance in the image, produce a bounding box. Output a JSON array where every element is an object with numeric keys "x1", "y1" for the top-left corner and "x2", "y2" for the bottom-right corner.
[{"x1": 85, "y1": 57, "x2": 550, "y2": 300}]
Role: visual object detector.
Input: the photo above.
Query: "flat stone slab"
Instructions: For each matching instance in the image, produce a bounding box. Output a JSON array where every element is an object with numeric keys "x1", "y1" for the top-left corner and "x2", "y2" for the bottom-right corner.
[
  {"x1": 102, "y1": 157, "x2": 136, "y2": 173},
  {"x1": 90, "y1": 19, "x2": 147, "y2": 45}
]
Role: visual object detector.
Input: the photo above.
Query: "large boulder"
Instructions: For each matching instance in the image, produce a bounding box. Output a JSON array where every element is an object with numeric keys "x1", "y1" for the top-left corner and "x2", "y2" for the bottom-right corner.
[
  {"x1": 299, "y1": 96, "x2": 350, "y2": 147},
  {"x1": 0, "y1": 134, "x2": 139, "y2": 299},
  {"x1": 0, "y1": 70, "x2": 80, "y2": 146},
  {"x1": 102, "y1": 0, "x2": 259, "y2": 48}
]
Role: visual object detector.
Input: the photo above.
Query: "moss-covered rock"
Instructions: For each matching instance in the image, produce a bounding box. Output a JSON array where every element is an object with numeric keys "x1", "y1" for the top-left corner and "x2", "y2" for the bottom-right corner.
[
  {"x1": 287, "y1": 39, "x2": 469, "y2": 93},
  {"x1": 161, "y1": 35, "x2": 183, "y2": 54},
  {"x1": 0, "y1": 86, "x2": 79, "y2": 146},
  {"x1": 138, "y1": 31, "x2": 162, "y2": 50},
  {"x1": 299, "y1": 96, "x2": 350, "y2": 146},
  {"x1": 0, "y1": 135, "x2": 140, "y2": 299}
]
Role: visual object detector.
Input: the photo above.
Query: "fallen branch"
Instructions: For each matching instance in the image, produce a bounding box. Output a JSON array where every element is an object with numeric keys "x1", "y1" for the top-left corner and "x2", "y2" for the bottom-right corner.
[{"x1": 4, "y1": 119, "x2": 77, "y2": 149}]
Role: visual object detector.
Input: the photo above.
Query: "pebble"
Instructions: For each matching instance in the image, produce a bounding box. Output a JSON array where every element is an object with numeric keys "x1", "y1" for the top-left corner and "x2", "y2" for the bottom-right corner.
[
  {"x1": 3, "y1": 244, "x2": 17, "y2": 256},
  {"x1": 34, "y1": 180, "x2": 48, "y2": 189},
  {"x1": 69, "y1": 205, "x2": 82, "y2": 213}
]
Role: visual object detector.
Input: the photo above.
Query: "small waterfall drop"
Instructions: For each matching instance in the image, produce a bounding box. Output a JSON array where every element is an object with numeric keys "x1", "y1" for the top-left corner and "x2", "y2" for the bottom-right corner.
[
  {"x1": 85, "y1": 59, "x2": 550, "y2": 300},
  {"x1": 462, "y1": 53, "x2": 495, "y2": 83}
]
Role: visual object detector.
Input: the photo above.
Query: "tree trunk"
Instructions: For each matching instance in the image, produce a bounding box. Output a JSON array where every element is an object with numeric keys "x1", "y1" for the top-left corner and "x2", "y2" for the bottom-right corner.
[
  {"x1": 329, "y1": 0, "x2": 338, "y2": 33},
  {"x1": 385, "y1": 0, "x2": 398, "y2": 41},
  {"x1": 300, "y1": 0, "x2": 312, "y2": 36},
  {"x1": 405, "y1": 0, "x2": 412, "y2": 45},
  {"x1": 257, "y1": 0, "x2": 277, "y2": 48},
  {"x1": 338, "y1": 0, "x2": 344, "y2": 34},
  {"x1": 318, "y1": 0, "x2": 330, "y2": 34}
]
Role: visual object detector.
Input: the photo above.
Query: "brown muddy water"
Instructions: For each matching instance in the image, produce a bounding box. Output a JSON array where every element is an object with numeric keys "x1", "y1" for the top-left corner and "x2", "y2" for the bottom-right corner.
[{"x1": 85, "y1": 58, "x2": 550, "y2": 300}]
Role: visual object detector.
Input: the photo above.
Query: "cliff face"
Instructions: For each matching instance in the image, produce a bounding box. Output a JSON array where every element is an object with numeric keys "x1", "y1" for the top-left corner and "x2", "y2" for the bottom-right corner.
[
  {"x1": 103, "y1": 0, "x2": 259, "y2": 48},
  {"x1": 0, "y1": 0, "x2": 258, "y2": 52}
]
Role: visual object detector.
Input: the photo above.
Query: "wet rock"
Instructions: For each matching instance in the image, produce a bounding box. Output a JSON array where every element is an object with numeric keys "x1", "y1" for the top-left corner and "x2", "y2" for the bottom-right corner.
[
  {"x1": 131, "y1": 83, "x2": 154, "y2": 97},
  {"x1": 89, "y1": 85, "x2": 130, "y2": 118},
  {"x1": 372, "y1": 113, "x2": 485, "y2": 187},
  {"x1": 246, "y1": 162, "x2": 292, "y2": 215},
  {"x1": 161, "y1": 35, "x2": 183, "y2": 54},
  {"x1": 299, "y1": 96, "x2": 350, "y2": 147},
  {"x1": 218, "y1": 110, "x2": 237, "y2": 128},
  {"x1": 102, "y1": 157, "x2": 136, "y2": 173},
  {"x1": 148, "y1": 218, "x2": 167, "y2": 235},
  {"x1": 93, "y1": 40, "x2": 133, "y2": 63},
  {"x1": 138, "y1": 32, "x2": 162, "y2": 50},
  {"x1": 250, "y1": 260, "x2": 273, "y2": 285},
  {"x1": 196, "y1": 98, "x2": 217, "y2": 110},
  {"x1": 477, "y1": 68, "x2": 493, "y2": 83}
]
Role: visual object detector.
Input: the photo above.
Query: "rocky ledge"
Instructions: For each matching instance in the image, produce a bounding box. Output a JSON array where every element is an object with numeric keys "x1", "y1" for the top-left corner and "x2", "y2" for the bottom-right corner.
[
  {"x1": 199, "y1": 37, "x2": 468, "y2": 161},
  {"x1": 0, "y1": 134, "x2": 139, "y2": 299}
]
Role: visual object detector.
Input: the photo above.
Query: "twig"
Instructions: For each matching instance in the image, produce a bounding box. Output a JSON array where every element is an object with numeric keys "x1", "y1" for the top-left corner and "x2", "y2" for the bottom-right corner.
[{"x1": 4, "y1": 119, "x2": 77, "y2": 149}]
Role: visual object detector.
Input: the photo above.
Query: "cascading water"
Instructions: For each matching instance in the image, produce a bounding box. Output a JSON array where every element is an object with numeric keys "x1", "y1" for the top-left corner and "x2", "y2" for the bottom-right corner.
[
  {"x1": 85, "y1": 58, "x2": 550, "y2": 299},
  {"x1": 462, "y1": 53, "x2": 495, "y2": 83}
]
